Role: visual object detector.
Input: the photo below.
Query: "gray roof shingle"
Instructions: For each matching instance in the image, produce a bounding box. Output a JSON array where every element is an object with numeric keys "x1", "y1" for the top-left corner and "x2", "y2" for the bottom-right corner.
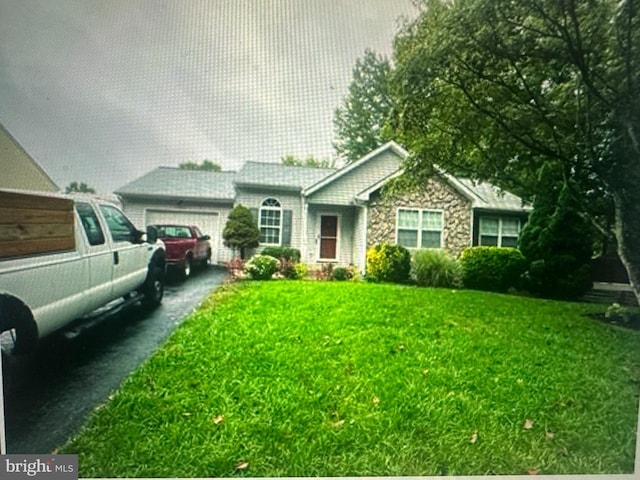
[
  {"x1": 115, "y1": 167, "x2": 236, "y2": 201},
  {"x1": 234, "y1": 161, "x2": 336, "y2": 191},
  {"x1": 454, "y1": 178, "x2": 530, "y2": 212}
]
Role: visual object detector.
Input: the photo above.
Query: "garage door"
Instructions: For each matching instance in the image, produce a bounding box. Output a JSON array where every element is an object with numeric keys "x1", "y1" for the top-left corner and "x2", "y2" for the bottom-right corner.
[{"x1": 146, "y1": 209, "x2": 220, "y2": 263}]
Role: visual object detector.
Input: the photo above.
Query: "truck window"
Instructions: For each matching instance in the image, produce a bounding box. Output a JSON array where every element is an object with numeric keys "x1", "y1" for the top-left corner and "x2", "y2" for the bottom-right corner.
[
  {"x1": 99, "y1": 205, "x2": 138, "y2": 243},
  {"x1": 76, "y1": 202, "x2": 105, "y2": 246}
]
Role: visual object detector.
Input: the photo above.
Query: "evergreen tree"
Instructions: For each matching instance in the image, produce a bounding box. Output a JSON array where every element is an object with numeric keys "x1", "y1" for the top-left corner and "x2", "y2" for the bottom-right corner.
[
  {"x1": 519, "y1": 165, "x2": 594, "y2": 299},
  {"x1": 222, "y1": 205, "x2": 259, "y2": 259}
]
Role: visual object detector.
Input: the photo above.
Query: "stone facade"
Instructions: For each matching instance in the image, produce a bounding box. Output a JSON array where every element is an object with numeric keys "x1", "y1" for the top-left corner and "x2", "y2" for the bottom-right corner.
[{"x1": 367, "y1": 176, "x2": 472, "y2": 255}]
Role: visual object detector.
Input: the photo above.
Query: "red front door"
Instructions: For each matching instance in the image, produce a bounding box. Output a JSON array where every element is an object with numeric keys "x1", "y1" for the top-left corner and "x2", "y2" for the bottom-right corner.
[{"x1": 319, "y1": 215, "x2": 338, "y2": 260}]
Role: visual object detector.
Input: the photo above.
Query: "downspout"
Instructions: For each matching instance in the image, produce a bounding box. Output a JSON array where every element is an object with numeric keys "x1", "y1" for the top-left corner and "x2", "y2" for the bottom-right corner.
[{"x1": 300, "y1": 194, "x2": 308, "y2": 263}]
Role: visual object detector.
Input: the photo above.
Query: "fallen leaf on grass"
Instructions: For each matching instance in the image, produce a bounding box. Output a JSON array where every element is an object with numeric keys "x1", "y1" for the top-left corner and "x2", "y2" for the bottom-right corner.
[
  {"x1": 523, "y1": 419, "x2": 535, "y2": 430},
  {"x1": 235, "y1": 461, "x2": 249, "y2": 470},
  {"x1": 469, "y1": 430, "x2": 478, "y2": 444},
  {"x1": 213, "y1": 415, "x2": 224, "y2": 425},
  {"x1": 372, "y1": 396, "x2": 380, "y2": 405},
  {"x1": 182, "y1": 412, "x2": 191, "y2": 417},
  {"x1": 332, "y1": 419, "x2": 345, "y2": 428},
  {"x1": 527, "y1": 469, "x2": 539, "y2": 475},
  {"x1": 545, "y1": 431, "x2": 555, "y2": 439}
]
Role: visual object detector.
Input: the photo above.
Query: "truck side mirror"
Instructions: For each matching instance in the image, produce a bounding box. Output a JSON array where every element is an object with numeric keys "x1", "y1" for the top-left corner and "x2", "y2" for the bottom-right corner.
[
  {"x1": 200, "y1": 235, "x2": 211, "y2": 241},
  {"x1": 146, "y1": 225, "x2": 158, "y2": 244}
]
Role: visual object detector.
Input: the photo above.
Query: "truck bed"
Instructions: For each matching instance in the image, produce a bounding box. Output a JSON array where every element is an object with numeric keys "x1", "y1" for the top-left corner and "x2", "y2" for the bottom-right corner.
[{"x1": 0, "y1": 190, "x2": 75, "y2": 259}]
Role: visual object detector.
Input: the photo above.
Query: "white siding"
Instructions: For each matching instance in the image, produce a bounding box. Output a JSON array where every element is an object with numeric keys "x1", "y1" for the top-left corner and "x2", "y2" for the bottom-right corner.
[
  {"x1": 235, "y1": 189, "x2": 304, "y2": 252},
  {"x1": 306, "y1": 205, "x2": 356, "y2": 266},
  {"x1": 307, "y1": 150, "x2": 401, "y2": 205}
]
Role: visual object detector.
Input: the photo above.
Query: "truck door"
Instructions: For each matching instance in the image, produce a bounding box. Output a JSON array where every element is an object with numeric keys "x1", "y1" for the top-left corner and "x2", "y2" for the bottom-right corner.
[
  {"x1": 98, "y1": 204, "x2": 149, "y2": 298},
  {"x1": 76, "y1": 201, "x2": 114, "y2": 310}
]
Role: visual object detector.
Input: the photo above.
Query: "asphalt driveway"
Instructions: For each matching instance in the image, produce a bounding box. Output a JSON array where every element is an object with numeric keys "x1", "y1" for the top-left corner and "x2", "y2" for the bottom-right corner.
[{"x1": 2, "y1": 265, "x2": 227, "y2": 454}]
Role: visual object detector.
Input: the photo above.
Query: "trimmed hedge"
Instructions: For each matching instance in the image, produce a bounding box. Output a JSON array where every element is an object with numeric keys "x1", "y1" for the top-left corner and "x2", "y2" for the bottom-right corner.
[
  {"x1": 366, "y1": 243, "x2": 411, "y2": 284},
  {"x1": 460, "y1": 247, "x2": 527, "y2": 293},
  {"x1": 261, "y1": 246, "x2": 301, "y2": 263}
]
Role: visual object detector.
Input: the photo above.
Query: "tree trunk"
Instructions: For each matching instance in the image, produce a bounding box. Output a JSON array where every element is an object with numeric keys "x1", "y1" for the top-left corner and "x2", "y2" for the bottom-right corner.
[{"x1": 612, "y1": 190, "x2": 640, "y2": 306}]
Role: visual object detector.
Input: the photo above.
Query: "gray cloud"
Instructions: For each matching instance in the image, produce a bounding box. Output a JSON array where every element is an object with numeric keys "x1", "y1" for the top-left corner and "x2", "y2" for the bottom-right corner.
[{"x1": 0, "y1": 0, "x2": 416, "y2": 192}]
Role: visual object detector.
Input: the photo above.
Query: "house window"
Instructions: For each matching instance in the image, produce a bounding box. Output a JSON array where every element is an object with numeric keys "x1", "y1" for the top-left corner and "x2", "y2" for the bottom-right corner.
[
  {"x1": 479, "y1": 217, "x2": 520, "y2": 247},
  {"x1": 396, "y1": 208, "x2": 443, "y2": 249},
  {"x1": 259, "y1": 198, "x2": 282, "y2": 245}
]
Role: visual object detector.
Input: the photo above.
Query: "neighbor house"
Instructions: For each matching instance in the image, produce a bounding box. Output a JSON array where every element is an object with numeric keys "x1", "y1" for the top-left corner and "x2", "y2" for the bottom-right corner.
[
  {"x1": 0, "y1": 122, "x2": 58, "y2": 192},
  {"x1": 115, "y1": 142, "x2": 529, "y2": 270}
]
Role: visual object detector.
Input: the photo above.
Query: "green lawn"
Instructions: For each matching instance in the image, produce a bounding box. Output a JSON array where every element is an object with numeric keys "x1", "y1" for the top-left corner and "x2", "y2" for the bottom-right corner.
[{"x1": 60, "y1": 281, "x2": 640, "y2": 477}]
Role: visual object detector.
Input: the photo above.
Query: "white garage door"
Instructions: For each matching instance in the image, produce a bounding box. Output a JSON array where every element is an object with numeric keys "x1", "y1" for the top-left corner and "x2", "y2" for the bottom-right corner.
[{"x1": 146, "y1": 209, "x2": 220, "y2": 263}]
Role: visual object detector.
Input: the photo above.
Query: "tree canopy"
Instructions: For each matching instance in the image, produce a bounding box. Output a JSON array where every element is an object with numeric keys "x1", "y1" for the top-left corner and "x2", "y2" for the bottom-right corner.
[
  {"x1": 65, "y1": 181, "x2": 96, "y2": 194},
  {"x1": 333, "y1": 49, "x2": 394, "y2": 163},
  {"x1": 178, "y1": 160, "x2": 221, "y2": 171},
  {"x1": 389, "y1": 0, "x2": 640, "y2": 303}
]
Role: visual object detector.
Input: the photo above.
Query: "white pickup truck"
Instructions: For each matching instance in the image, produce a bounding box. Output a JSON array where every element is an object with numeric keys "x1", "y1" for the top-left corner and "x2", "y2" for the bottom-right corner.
[{"x1": 0, "y1": 189, "x2": 166, "y2": 354}]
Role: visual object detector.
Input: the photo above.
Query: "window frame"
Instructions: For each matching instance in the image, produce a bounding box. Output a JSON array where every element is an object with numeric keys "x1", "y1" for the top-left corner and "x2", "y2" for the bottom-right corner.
[
  {"x1": 259, "y1": 197, "x2": 282, "y2": 246},
  {"x1": 395, "y1": 207, "x2": 444, "y2": 249},
  {"x1": 478, "y1": 216, "x2": 521, "y2": 247}
]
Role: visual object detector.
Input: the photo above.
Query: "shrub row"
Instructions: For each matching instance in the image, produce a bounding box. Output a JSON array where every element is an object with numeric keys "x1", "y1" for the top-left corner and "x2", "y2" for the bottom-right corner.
[{"x1": 365, "y1": 243, "x2": 527, "y2": 292}]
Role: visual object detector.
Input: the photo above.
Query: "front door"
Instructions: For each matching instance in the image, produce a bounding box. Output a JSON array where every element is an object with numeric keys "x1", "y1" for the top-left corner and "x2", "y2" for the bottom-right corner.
[{"x1": 319, "y1": 215, "x2": 338, "y2": 261}]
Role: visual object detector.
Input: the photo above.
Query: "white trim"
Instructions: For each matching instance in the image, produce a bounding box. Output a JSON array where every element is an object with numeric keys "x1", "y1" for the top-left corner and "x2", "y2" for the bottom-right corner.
[
  {"x1": 478, "y1": 216, "x2": 521, "y2": 247},
  {"x1": 303, "y1": 141, "x2": 408, "y2": 196},
  {"x1": 300, "y1": 196, "x2": 308, "y2": 261},
  {"x1": 258, "y1": 197, "x2": 282, "y2": 246},
  {"x1": 360, "y1": 205, "x2": 368, "y2": 272},
  {"x1": 316, "y1": 212, "x2": 342, "y2": 262},
  {"x1": 395, "y1": 207, "x2": 444, "y2": 249}
]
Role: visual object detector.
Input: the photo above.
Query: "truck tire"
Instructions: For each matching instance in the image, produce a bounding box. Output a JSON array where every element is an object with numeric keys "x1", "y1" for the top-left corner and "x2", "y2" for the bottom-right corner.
[
  {"x1": 182, "y1": 255, "x2": 192, "y2": 278},
  {"x1": 0, "y1": 295, "x2": 39, "y2": 355},
  {"x1": 141, "y1": 266, "x2": 164, "y2": 310}
]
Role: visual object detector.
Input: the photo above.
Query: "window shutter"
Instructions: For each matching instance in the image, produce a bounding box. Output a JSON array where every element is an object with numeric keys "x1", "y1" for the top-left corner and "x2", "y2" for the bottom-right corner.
[
  {"x1": 282, "y1": 210, "x2": 292, "y2": 246},
  {"x1": 249, "y1": 208, "x2": 259, "y2": 224}
]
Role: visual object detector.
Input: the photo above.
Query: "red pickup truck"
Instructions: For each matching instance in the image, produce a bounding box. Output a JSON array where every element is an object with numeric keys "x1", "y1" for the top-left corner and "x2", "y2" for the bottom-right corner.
[{"x1": 150, "y1": 224, "x2": 212, "y2": 278}]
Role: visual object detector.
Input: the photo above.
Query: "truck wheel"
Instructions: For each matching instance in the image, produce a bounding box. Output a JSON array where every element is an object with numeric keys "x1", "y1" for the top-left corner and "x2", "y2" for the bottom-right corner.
[
  {"x1": 182, "y1": 256, "x2": 192, "y2": 278},
  {"x1": 201, "y1": 249, "x2": 212, "y2": 268},
  {"x1": 141, "y1": 266, "x2": 164, "y2": 310},
  {"x1": 0, "y1": 295, "x2": 38, "y2": 355}
]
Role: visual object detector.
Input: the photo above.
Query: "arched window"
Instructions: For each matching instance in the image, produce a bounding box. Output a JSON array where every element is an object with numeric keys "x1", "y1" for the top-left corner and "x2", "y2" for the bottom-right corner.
[{"x1": 259, "y1": 198, "x2": 282, "y2": 245}]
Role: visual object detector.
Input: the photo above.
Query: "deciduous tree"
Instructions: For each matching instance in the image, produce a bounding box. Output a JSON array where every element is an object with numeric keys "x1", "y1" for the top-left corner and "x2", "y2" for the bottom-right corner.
[
  {"x1": 333, "y1": 49, "x2": 394, "y2": 163},
  {"x1": 390, "y1": 0, "x2": 640, "y2": 304}
]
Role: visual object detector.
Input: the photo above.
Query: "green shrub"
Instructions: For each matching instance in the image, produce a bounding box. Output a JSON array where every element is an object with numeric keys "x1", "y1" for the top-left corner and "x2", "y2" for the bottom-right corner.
[
  {"x1": 412, "y1": 249, "x2": 462, "y2": 288},
  {"x1": 366, "y1": 243, "x2": 411, "y2": 284},
  {"x1": 261, "y1": 246, "x2": 301, "y2": 263},
  {"x1": 460, "y1": 246, "x2": 527, "y2": 293},
  {"x1": 244, "y1": 254, "x2": 279, "y2": 280},
  {"x1": 294, "y1": 263, "x2": 309, "y2": 279},
  {"x1": 332, "y1": 266, "x2": 352, "y2": 281}
]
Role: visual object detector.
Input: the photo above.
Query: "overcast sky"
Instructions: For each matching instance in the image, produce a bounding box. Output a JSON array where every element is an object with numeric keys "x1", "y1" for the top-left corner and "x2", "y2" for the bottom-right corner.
[{"x1": 0, "y1": 0, "x2": 417, "y2": 193}]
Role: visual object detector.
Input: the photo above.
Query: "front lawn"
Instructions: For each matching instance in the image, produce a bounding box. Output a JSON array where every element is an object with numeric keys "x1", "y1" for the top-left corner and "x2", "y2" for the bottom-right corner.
[{"x1": 60, "y1": 281, "x2": 640, "y2": 477}]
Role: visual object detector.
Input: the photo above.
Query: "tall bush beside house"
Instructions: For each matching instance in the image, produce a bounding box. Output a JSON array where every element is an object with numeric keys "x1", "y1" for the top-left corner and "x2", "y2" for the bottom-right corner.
[
  {"x1": 366, "y1": 243, "x2": 411, "y2": 284},
  {"x1": 460, "y1": 247, "x2": 527, "y2": 293},
  {"x1": 412, "y1": 249, "x2": 462, "y2": 288},
  {"x1": 519, "y1": 173, "x2": 594, "y2": 300},
  {"x1": 244, "y1": 254, "x2": 279, "y2": 280},
  {"x1": 222, "y1": 205, "x2": 260, "y2": 259}
]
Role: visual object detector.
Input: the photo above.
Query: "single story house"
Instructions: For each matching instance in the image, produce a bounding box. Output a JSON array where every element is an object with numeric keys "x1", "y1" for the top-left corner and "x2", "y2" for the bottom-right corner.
[{"x1": 115, "y1": 142, "x2": 529, "y2": 270}]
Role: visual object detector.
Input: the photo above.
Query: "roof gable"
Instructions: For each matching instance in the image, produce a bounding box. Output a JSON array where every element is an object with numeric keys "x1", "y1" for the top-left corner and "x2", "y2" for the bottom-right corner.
[
  {"x1": 303, "y1": 141, "x2": 408, "y2": 196},
  {"x1": 115, "y1": 167, "x2": 236, "y2": 201}
]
